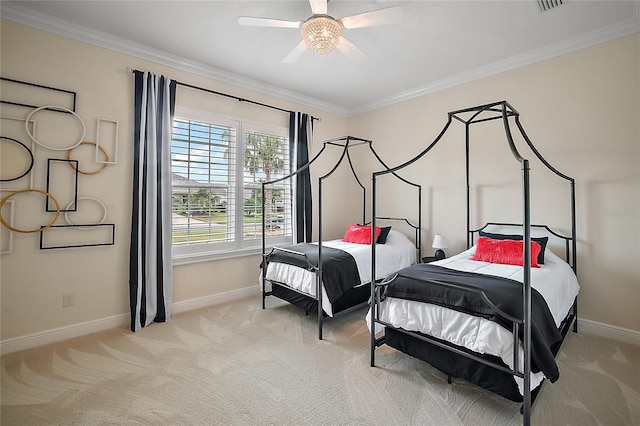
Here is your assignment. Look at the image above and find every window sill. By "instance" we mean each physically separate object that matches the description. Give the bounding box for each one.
[173,247,263,266]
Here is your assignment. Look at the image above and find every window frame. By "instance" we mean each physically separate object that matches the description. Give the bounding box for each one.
[171,106,294,264]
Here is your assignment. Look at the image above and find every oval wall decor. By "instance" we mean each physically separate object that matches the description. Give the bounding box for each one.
[66,141,109,175]
[0,136,34,182]
[25,105,85,151]
[0,189,60,233]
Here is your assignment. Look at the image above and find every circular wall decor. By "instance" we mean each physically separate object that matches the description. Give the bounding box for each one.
[25,105,86,151]
[64,196,107,229]
[66,142,109,175]
[0,189,60,233]
[0,136,34,182]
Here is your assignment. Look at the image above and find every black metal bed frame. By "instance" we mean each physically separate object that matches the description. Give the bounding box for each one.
[261,135,421,340]
[369,101,577,426]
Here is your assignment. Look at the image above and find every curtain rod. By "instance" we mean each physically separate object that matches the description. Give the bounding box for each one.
[129,68,319,121]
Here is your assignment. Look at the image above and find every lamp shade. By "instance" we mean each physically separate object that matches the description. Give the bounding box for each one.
[432,234,448,249]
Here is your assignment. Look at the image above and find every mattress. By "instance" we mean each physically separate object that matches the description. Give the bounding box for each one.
[367,245,580,394]
[264,229,417,316]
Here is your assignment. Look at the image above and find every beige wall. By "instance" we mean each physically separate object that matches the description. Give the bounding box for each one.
[0,20,349,341]
[348,33,640,333]
[1,20,638,346]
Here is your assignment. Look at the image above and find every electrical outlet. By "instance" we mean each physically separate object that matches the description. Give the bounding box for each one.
[62,293,75,307]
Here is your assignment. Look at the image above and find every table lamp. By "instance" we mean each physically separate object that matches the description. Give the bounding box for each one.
[432,234,447,260]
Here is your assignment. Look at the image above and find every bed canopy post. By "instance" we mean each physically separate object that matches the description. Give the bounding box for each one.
[418,186,422,260]
[466,122,471,249]
[370,172,378,367]
[369,140,424,366]
[512,116,577,271]
[513,115,578,332]
[317,176,324,340]
[316,139,353,339]
[261,181,267,309]
[522,158,533,426]
[370,177,423,368]
[501,102,532,425]
[571,182,576,274]
[570,180,578,332]
[370,118,451,366]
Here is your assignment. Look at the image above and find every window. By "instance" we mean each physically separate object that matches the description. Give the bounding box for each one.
[171,107,292,261]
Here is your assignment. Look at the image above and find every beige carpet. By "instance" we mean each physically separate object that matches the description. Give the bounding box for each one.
[1,296,639,425]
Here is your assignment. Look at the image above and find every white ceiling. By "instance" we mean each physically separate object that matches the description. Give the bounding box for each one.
[2,1,639,116]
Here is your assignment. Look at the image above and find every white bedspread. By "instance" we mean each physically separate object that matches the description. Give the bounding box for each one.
[366,246,580,394]
[264,230,417,316]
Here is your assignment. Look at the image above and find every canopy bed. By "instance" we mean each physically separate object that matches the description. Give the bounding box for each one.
[261,136,421,340]
[368,101,578,426]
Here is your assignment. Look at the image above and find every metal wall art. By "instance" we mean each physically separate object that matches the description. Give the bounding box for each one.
[0,116,37,190]
[96,118,119,164]
[66,142,109,175]
[45,158,78,213]
[0,200,15,253]
[39,223,115,250]
[0,76,119,251]
[0,136,34,182]
[0,189,60,233]
[64,196,108,229]
[25,105,85,151]
[0,77,77,112]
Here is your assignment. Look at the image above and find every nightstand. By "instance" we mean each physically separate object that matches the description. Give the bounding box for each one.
[421,256,437,263]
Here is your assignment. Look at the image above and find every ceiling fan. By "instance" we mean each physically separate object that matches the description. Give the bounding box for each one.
[238,0,403,63]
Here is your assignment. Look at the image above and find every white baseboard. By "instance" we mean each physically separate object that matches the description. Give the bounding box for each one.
[577,318,640,346]
[171,285,259,314]
[0,285,260,356]
[2,291,636,356]
[0,314,130,356]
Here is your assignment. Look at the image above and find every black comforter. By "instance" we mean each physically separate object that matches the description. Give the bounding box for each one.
[264,243,361,304]
[382,263,562,381]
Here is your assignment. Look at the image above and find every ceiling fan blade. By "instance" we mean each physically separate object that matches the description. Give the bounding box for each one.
[340,6,403,29]
[335,37,365,62]
[309,0,327,15]
[238,16,301,28]
[282,41,308,63]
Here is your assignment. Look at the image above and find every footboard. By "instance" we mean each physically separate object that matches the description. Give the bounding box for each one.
[370,273,526,378]
[262,246,319,308]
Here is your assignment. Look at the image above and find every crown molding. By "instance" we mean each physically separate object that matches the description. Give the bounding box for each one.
[349,5,640,116]
[0,3,350,117]
[2,2,638,118]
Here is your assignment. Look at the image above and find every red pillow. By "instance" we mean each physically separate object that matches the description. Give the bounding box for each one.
[471,237,541,268]
[343,224,381,245]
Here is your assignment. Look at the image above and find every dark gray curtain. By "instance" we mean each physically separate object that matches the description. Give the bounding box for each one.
[289,112,313,243]
[130,70,176,332]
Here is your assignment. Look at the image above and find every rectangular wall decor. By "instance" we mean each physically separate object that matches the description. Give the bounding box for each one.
[0,77,76,111]
[95,118,119,164]
[0,116,37,191]
[0,200,15,254]
[45,158,78,213]
[39,223,116,249]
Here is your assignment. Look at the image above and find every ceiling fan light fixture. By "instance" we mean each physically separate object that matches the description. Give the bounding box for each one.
[300,15,342,54]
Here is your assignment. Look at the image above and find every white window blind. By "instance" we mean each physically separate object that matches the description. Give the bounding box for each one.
[171,108,292,261]
[243,128,293,241]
